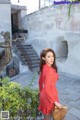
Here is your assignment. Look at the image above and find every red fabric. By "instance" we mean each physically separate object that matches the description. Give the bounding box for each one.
[38,64,59,115]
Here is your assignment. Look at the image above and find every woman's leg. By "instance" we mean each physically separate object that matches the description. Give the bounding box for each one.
[43,114,51,120]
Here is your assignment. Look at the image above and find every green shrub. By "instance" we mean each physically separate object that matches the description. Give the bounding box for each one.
[0,77,39,119]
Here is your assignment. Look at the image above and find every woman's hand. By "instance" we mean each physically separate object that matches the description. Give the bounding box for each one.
[54,101,63,109]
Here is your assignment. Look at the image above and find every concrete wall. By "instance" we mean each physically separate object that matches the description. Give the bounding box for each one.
[0,3,11,38]
[18,9,27,29]
[22,4,80,77]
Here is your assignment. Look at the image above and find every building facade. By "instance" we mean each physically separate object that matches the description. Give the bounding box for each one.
[22,5,80,77]
[0,0,27,39]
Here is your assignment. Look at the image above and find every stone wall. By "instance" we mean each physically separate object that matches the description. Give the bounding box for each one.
[22,4,80,77]
[18,9,27,29]
[0,3,11,38]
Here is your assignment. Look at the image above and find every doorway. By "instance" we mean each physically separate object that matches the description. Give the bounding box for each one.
[56,41,68,62]
[11,12,18,36]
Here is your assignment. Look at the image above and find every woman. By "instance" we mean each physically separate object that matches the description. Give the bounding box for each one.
[38,48,63,120]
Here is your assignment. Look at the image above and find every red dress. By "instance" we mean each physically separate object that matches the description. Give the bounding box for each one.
[38,64,59,115]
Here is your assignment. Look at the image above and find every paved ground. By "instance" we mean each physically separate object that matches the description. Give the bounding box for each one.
[10,70,80,120]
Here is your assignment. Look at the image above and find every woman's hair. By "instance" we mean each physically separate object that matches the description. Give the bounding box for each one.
[39,48,57,72]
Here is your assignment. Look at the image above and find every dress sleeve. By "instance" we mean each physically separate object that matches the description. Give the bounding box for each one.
[44,69,59,103]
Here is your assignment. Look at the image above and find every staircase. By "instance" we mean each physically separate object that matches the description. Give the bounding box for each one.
[14,41,40,71]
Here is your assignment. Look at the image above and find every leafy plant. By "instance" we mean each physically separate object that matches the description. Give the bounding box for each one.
[0,76,39,119]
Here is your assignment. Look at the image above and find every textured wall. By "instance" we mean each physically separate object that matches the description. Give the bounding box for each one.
[22,4,80,77]
[0,4,11,37]
[18,9,27,29]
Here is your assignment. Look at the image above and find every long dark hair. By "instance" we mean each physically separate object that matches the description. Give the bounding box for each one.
[39,48,57,72]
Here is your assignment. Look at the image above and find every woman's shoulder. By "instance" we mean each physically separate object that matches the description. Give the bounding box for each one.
[42,64,54,73]
[43,64,50,70]
[43,64,58,74]
[42,64,59,79]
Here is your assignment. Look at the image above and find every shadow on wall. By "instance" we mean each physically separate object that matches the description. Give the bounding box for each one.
[55,36,68,63]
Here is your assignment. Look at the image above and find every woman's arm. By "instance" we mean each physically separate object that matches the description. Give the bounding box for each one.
[54,101,63,109]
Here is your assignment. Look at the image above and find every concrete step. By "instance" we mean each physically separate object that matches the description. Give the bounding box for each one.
[23,58,39,63]
[21,55,39,61]
[21,45,32,49]
[30,57,40,60]
[23,47,34,51]
[23,44,32,47]
[19,51,38,56]
[20,54,39,59]
[23,57,39,62]
[24,50,36,54]
[31,64,39,67]
[15,43,40,71]
[31,61,40,64]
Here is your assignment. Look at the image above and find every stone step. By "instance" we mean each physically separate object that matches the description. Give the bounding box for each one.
[23,44,32,47]
[24,49,36,53]
[24,60,39,66]
[24,59,39,65]
[24,49,34,53]
[25,52,37,56]
[17,46,38,55]
[22,57,39,61]
[30,57,40,60]
[25,50,36,54]
[31,64,39,67]
[30,59,40,62]
[27,54,39,58]
[15,43,40,71]
[23,47,34,51]
[31,61,40,64]
[26,53,38,57]
[22,45,33,48]
[20,53,38,58]
[22,56,39,62]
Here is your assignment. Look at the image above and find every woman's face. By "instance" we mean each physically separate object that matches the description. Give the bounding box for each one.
[43,51,54,66]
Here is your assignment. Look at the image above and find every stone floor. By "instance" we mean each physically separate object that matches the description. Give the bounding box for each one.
[10,70,80,120]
